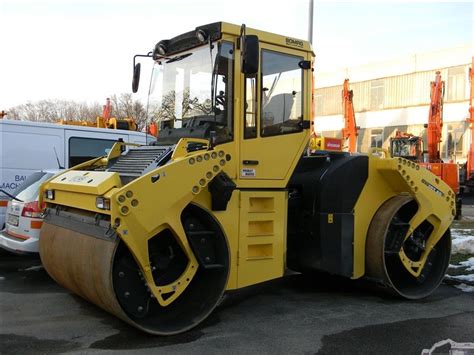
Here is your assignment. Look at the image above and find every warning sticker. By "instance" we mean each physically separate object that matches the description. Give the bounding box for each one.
[241,168,256,177]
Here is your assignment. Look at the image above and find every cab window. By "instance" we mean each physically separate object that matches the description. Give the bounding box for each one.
[260,50,303,137]
[244,74,257,139]
[215,41,234,143]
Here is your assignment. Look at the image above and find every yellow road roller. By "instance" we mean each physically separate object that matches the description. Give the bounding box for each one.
[39,22,455,335]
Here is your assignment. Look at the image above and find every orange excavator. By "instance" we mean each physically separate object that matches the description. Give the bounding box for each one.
[147,121,158,137]
[464,58,474,189]
[58,98,138,131]
[309,79,358,153]
[420,71,459,199]
[341,79,359,153]
[390,71,461,217]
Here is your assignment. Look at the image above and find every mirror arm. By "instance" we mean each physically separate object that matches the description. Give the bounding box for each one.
[133,51,153,70]
[132,52,153,93]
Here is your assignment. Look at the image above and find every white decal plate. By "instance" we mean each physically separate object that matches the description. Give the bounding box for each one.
[241,168,256,177]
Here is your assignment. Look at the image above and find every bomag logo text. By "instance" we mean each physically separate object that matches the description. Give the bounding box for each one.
[285,38,304,48]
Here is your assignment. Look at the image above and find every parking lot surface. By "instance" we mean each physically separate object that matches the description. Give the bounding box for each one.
[1,247,473,354]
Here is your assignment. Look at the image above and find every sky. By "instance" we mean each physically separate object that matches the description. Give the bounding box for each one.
[0,0,472,109]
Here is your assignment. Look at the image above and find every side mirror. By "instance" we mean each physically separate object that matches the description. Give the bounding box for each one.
[132,63,141,93]
[241,35,259,75]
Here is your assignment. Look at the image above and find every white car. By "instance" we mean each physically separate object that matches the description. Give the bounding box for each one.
[0,170,61,254]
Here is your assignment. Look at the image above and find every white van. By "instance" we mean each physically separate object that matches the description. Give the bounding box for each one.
[0,119,153,228]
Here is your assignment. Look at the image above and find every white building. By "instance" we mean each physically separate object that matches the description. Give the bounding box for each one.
[314,45,472,162]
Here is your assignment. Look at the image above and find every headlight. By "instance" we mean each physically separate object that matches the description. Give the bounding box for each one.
[44,189,55,200]
[96,197,111,210]
[196,29,208,43]
[156,42,167,56]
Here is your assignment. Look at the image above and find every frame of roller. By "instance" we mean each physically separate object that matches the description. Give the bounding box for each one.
[39,22,455,335]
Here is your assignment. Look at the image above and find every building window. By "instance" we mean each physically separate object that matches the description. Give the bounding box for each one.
[370,128,384,148]
[370,80,384,110]
[314,94,323,117]
[445,124,463,160]
[447,66,466,102]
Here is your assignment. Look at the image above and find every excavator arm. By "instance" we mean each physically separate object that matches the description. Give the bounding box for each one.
[341,79,359,153]
[426,71,444,162]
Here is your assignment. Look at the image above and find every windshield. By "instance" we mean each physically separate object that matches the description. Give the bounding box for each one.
[391,138,419,158]
[15,172,55,202]
[149,42,234,143]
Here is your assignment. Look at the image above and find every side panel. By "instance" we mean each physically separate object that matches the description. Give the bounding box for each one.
[0,123,64,228]
[191,189,240,290]
[237,190,287,288]
[1,129,64,193]
[287,154,368,278]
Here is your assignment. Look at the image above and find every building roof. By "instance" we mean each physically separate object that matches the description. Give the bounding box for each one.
[315,44,473,88]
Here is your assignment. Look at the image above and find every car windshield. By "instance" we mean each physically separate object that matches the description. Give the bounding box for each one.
[148,42,234,142]
[15,172,55,202]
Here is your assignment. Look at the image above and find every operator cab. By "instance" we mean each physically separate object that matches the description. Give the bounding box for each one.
[390,134,423,161]
[132,22,313,184]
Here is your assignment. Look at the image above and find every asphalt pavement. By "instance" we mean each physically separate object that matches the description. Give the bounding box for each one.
[1,248,473,354]
[1,195,474,354]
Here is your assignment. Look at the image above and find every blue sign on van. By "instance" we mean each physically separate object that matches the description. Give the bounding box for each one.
[1,175,27,191]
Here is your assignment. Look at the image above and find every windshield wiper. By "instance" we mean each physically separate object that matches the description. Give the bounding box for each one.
[166,53,193,64]
[0,189,23,202]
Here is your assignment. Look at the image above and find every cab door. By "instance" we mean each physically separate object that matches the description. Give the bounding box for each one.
[238,43,311,187]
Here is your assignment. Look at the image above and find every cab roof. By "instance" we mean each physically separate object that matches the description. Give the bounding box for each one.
[153,22,313,58]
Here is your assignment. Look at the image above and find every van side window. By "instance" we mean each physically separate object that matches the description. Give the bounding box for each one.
[69,137,117,167]
[260,50,304,137]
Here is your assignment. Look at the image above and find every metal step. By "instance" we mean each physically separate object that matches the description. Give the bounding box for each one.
[106,145,174,181]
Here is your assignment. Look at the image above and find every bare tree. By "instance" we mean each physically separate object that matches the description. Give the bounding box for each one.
[6,95,149,129]
[5,93,215,132]
[7,99,102,122]
[154,89,213,124]
[110,93,148,130]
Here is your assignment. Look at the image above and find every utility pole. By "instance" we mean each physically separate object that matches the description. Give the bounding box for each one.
[308,0,314,44]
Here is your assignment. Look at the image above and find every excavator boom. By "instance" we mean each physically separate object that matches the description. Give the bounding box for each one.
[341,79,358,152]
[427,71,444,162]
